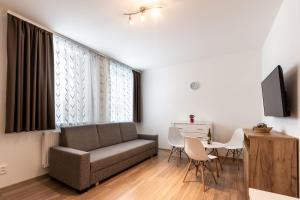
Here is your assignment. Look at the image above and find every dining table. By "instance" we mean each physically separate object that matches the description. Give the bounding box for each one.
[201,140,224,176]
[179,130,224,175]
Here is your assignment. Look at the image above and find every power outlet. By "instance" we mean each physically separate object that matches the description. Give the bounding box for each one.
[0,164,7,175]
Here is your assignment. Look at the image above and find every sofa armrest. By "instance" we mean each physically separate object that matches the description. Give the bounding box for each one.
[49,146,90,191]
[138,134,159,155]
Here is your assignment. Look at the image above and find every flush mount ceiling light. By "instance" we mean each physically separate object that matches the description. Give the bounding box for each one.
[124,5,163,25]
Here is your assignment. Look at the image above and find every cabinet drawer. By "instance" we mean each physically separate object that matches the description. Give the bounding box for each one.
[181,132,208,139]
[174,124,211,133]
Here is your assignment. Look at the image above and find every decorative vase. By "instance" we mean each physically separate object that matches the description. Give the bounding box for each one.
[189,115,195,123]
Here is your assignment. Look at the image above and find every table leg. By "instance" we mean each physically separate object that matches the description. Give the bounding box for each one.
[215,159,219,177]
[180,149,182,160]
[214,148,223,170]
[177,149,180,167]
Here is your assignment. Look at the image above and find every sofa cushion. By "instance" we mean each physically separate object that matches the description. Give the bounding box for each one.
[119,122,138,142]
[96,123,122,147]
[60,125,100,151]
[90,139,155,172]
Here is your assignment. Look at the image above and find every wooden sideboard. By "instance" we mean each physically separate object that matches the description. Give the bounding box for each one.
[243,129,299,198]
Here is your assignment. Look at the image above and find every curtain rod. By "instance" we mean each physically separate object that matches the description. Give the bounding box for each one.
[5,9,142,72]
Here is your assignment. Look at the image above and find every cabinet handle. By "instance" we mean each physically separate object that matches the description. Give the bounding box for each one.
[197,128,204,130]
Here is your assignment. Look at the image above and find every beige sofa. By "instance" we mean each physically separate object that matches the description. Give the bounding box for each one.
[49,122,158,192]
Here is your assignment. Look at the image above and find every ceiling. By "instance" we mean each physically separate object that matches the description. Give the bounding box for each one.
[0,0,282,70]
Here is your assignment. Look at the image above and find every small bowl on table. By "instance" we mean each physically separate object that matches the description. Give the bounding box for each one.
[253,127,272,133]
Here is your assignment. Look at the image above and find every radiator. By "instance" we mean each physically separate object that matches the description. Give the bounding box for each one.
[41,130,60,168]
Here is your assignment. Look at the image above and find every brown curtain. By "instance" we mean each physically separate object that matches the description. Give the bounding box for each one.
[5,14,55,133]
[133,70,141,122]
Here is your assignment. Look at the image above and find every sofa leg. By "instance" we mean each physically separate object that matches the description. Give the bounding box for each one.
[76,188,89,194]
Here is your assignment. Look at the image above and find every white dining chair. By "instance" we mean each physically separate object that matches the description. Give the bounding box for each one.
[183,137,217,192]
[168,127,185,166]
[223,128,244,169]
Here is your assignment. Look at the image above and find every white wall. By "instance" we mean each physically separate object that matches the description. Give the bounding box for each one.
[139,51,262,149]
[261,0,300,191]
[262,0,300,137]
[0,7,47,189]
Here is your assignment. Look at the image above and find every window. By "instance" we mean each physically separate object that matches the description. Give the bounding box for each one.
[109,60,133,122]
[54,35,109,126]
[53,35,133,126]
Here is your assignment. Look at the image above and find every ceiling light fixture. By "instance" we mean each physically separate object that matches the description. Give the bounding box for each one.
[129,15,134,25]
[124,5,163,24]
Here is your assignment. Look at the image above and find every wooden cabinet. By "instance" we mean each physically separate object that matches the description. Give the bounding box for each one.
[243,129,299,198]
[173,121,213,139]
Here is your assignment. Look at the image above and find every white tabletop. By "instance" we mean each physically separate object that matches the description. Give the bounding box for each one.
[202,141,225,149]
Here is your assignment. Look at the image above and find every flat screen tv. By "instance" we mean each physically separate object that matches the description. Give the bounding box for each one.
[261,65,289,117]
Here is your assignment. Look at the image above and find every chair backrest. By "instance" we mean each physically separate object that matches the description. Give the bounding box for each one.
[168,127,184,147]
[184,137,209,161]
[226,128,244,148]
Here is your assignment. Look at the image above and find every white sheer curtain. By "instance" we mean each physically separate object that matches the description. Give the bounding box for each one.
[54,35,109,126]
[109,60,133,122]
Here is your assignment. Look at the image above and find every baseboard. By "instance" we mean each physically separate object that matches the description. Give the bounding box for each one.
[158,147,170,151]
[0,174,48,192]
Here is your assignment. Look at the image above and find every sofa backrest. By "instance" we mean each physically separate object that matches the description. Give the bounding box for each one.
[60,125,100,151]
[96,123,122,147]
[119,122,138,142]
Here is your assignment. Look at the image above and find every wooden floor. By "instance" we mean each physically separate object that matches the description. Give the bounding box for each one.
[0,150,246,200]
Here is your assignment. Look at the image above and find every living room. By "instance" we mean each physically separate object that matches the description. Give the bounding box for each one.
[0,0,299,199]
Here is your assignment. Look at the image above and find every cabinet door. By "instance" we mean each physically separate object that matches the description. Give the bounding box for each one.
[249,138,298,197]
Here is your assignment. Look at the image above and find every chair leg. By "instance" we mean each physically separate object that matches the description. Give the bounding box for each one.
[217,158,223,170]
[200,163,205,192]
[236,149,242,170]
[223,149,230,163]
[206,161,217,184]
[232,150,236,163]
[183,150,190,162]
[237,151,240,170]
[177,148,180,167]
[215,159,219,177]
[180,149,182,160]
[168,147,174,162]
[213,149,223,170]
[183,159,192,182]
